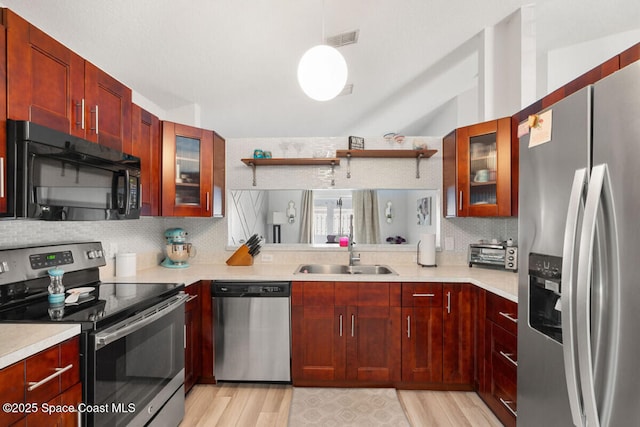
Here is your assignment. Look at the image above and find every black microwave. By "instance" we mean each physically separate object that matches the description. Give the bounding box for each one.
[5,120,141,220]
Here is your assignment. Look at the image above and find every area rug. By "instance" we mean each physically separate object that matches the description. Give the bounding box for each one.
[288,387,410,426]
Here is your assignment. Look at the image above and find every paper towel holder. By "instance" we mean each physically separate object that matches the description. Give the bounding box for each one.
[417,239,437,267]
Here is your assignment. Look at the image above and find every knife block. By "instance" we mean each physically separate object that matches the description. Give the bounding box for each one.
[226,244,254,266]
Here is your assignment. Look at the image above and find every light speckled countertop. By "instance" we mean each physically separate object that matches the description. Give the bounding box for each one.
[0,323,80,369]
[0,263,517,369]
[110,263,519,302]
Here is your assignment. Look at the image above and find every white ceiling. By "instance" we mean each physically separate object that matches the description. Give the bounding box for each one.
[0,0,638,138]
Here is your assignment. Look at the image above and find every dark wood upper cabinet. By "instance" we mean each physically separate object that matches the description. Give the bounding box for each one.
[212,132,226,217]
[443,117,517,217]
[161,121,214,217]
[4,9,84,136]
[442,130,457,218]
[130,105,161,216]
[3,9,131,152]
[84,61,132,151]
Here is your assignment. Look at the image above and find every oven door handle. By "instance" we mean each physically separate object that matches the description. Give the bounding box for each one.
[94,293,188,350]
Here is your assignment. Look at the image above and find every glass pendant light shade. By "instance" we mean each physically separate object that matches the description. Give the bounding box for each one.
[297,45,348,101]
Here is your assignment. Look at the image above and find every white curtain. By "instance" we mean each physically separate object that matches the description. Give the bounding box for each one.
[298,190,313,243]
[353,190,381,244]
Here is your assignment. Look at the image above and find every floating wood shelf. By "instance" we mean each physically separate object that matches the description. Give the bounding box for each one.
[335,149,437,159]
[241,157,340,166]
[335,149,438,179]
[241,157,340,186]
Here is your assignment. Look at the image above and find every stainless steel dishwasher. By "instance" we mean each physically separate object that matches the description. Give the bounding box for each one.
[212,281,291,382]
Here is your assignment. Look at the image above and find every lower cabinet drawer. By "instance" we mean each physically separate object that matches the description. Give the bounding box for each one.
[491,323,517,380]
[491,356,518,422]
[486,293,518,335]
[481,313,518,427]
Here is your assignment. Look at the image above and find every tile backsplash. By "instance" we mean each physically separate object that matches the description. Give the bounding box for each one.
[0,135,517,273]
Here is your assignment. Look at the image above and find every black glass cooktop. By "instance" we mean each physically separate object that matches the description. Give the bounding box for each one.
[0,282,184,330]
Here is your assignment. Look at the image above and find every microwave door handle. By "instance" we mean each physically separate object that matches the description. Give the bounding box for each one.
[28,153,37,205]
[561,167,588,427]
[113,170,131,216]
[0,156,4,199]
[123,169,131,216]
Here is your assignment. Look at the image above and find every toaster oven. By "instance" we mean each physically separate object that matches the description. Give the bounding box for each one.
[468,243,517,271]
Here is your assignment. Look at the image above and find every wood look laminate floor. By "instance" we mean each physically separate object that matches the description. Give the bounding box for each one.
[180,383,503,427]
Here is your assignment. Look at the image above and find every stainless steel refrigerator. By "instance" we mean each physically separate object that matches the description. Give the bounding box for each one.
[518,60,640,427]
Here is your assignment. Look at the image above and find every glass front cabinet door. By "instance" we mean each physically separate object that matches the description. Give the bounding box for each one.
[443,117,517,217]
[161,121,214,217]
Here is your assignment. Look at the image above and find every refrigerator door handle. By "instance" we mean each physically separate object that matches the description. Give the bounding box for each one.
[576,163,620,427]
[561,167,588,427]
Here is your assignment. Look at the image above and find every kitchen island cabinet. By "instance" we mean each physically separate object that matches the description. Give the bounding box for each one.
[291,281,401,386]
[3,9,132,151]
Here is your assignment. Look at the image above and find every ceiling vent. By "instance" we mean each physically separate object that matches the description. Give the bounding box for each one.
[326,30,359,48]
[338,84,354,96]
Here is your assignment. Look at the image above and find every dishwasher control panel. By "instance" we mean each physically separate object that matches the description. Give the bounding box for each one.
[212,281,291,297]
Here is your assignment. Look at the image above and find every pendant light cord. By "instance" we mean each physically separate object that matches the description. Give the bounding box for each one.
[321,0,325,43]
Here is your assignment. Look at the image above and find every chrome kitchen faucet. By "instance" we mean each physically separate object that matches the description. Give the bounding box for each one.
[348,214,360,266]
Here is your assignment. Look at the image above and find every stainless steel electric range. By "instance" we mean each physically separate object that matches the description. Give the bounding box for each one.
[0,242,187,427]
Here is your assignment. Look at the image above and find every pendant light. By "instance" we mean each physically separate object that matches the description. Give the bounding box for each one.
[297,0,348,101]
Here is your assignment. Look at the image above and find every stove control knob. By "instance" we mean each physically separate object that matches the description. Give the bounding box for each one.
[88,314,96,321]
[0,261,8,273]
[98,310,105,318]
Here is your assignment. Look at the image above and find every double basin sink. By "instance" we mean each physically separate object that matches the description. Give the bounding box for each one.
[295,264,398,275]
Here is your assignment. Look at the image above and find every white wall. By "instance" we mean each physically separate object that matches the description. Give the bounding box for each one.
[544,29,640,96]
[131,90,167,119]
[226,136,518,265]
[0,133,517,270]
[491,5,537,117]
